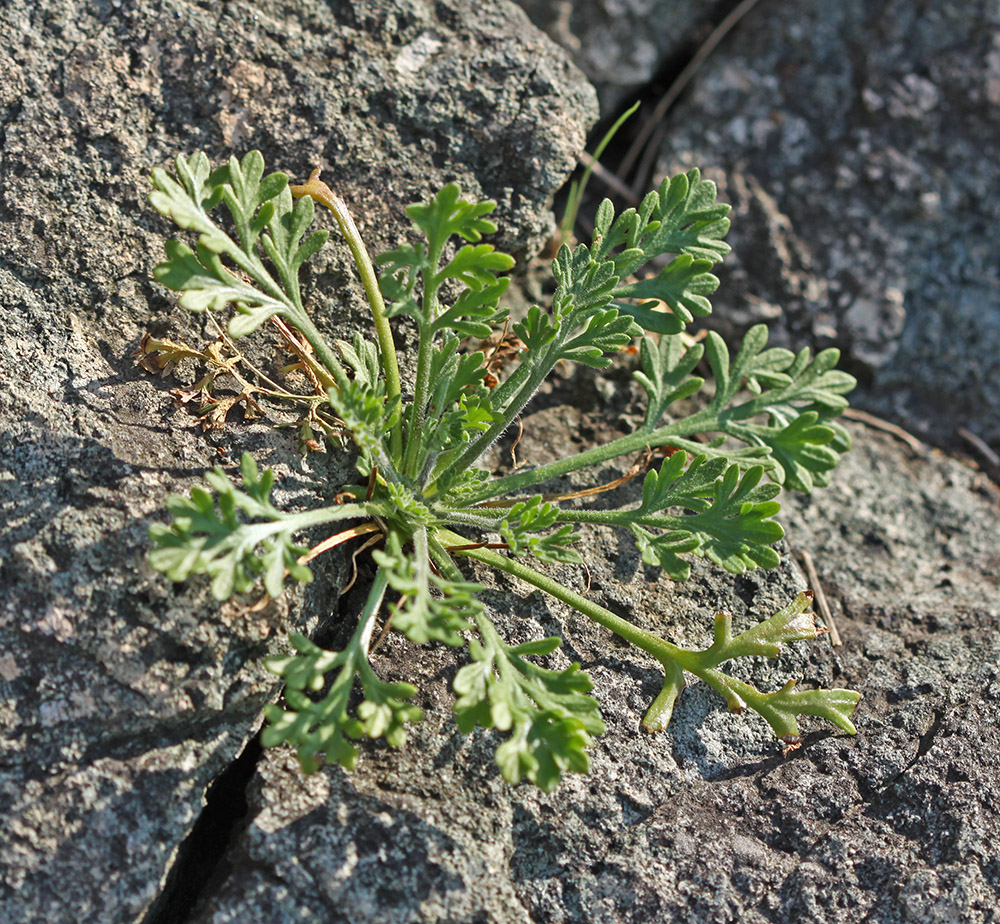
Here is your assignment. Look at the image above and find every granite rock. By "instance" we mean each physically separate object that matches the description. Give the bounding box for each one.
[512,0,716,116]
[189,387,1000,923]
[647,0,1000,450]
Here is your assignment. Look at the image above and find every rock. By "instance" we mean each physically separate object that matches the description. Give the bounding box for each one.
[646,0,1000,450]
[512,0,716,116]
[6,0,1000,921]
[0,1,595,921]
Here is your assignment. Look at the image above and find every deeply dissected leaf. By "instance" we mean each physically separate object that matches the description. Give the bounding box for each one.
[633,334,705,430]
[373,531,482,646]
[452,625,605,791]
[263,627,423,772]
[148,453,367,600]
[500,497,582,564]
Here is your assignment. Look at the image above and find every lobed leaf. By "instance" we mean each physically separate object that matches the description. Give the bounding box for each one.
[263,631,423,772]
[452,626,605,791]
[148,453,319,600]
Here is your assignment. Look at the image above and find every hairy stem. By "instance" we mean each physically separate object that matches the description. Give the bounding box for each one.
[440,529,689,667]
[402,251,445,478]
[461,409,717,503]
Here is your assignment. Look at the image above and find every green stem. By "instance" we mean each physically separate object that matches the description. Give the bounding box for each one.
[266,501,384,538]
[462,410,716,503]
[446,357,556,481]
[439,529,689,666]
[353,566,390,658]
[559,101,640,247]
[291,173,403,459]
[441,533,784,733]
[402,257,444,478]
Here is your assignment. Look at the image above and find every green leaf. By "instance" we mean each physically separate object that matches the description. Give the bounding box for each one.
[500,497,582,564]
[148,454,314,600]
[632,458,784,575]
[327,377,399,476]
[149,150,331,341]
[149,152,227,248]
[551,452,783,579]
[614,253,720,326]
[219,150,290,252]
[707,591,829,661]
[373,531,482,647]
[432,277,510,338]
[452,622,605,791]
[700,327,856,490]
[406,182,499,253]
[613,301,686,336]
[747,680,862,740]
[551,243,619,320]
[512,305,559,353]
[557,307,639,368]
[593,168,730,271]
[633,334,705,430]
[262,627,423,772]
[152,239,285,330]
[436,243,515,290]
[261,188,329,290]
[642,169,731,263]
[654,591,860,741]
[335,332,382,389]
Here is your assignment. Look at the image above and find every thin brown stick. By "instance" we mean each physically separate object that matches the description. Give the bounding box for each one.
[797,548,842,647]
[444,541,511,553]
[578,151,640,206]
[471,451,653,510]
[539,450,651,502]
[957,427,1000,483]
[270,315,338,391]
[297,522,381,565]
[842,407,925,454]
[619,0,764,188]
[581,556,593,595]
[370,605,398,654]
[632,122,666,197]
[510,416,524,469]
[342,533,382,594]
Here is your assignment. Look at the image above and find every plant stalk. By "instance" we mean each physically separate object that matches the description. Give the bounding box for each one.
[291,171,403,458]
[461,410,717,503]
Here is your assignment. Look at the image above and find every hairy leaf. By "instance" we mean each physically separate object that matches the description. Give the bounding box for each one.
[453,623,605,791]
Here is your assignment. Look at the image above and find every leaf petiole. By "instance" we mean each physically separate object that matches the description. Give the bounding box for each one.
[291,170,403,458]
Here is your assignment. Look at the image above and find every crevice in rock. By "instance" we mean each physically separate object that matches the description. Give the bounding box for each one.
[566,0,764,211]
[141,733,263,924]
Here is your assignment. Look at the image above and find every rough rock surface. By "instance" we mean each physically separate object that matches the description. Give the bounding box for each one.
[0,1,594,922]
[646,0,1000,452]
[512,0,716,116]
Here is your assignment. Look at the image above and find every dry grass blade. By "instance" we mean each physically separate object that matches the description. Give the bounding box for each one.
[797,548,842,647]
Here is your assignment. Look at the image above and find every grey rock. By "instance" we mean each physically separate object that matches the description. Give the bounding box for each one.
[646,0,1000,450]
[5,0,1000,922]
[0,1,595,922]
[513,0,715,116]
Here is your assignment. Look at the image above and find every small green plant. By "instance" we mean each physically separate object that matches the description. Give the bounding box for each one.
[147,150,860,790]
